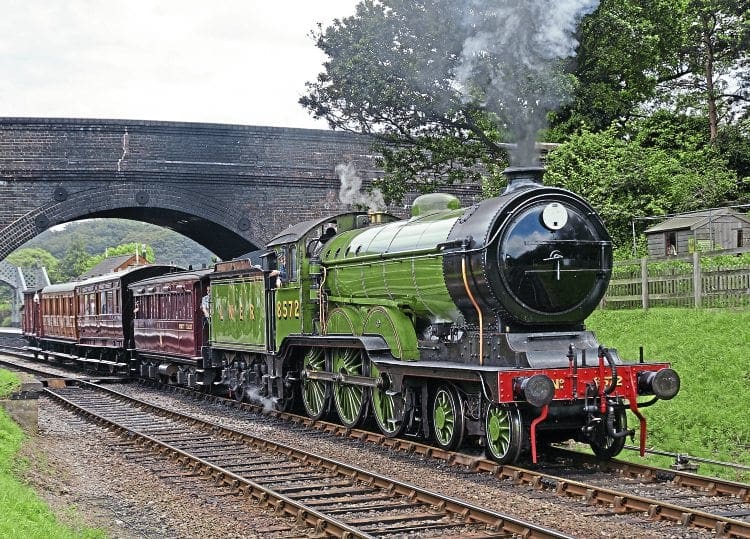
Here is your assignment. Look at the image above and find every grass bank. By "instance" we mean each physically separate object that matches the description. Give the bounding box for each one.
[586,308,750,480]
[0,369,20,396]
[0,369,104,538]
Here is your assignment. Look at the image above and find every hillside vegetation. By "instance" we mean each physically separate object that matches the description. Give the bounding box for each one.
[586,308,750,479]
[22,219,216,271]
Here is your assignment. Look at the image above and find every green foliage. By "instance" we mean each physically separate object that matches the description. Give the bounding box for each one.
[0,370,20,398]
[0,390,104,537]
[301,0,514,203]
[22,219,214,272]
[587,308,750,480]
[658,0,750,141]
[545,116,738,248]
[551,0,684,134]
[0,286,12,327]
[717,123,750,201]
[301,0,749,210]
[612,250,750,280]
[57,239,92,281]
[5,248,60,283]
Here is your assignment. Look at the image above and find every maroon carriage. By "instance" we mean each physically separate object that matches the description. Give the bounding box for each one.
[74,264,180,369]
[37,282,79,351]
[128,269,212,384]
[21,287,44,346]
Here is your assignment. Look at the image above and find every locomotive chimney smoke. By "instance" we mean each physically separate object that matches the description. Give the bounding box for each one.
[454,0,599,166]
[335,162,386,212]
[502,165,545,193]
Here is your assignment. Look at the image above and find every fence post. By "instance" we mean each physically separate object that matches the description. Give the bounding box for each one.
[641,257,649,309]
[693,251,702,308]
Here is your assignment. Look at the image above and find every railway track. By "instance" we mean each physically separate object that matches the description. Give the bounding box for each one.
[0,345,127,383]
[3,350,749,537]
[44,380,571,539]
[153,383,750,538]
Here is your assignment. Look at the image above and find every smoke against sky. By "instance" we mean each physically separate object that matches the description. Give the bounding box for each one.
[454,0,600,165]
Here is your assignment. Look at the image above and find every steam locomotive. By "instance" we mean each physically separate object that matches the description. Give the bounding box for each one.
[22,166,680,464]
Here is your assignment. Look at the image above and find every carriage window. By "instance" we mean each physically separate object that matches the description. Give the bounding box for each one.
[159,294,169,319]
[113,291,120,314]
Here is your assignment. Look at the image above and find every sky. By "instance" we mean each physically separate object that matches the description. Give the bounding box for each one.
[0,1,359,129]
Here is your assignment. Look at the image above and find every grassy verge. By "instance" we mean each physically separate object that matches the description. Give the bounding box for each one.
[0,369,21,397]
[586,308,750,480]
[0,369,104,538]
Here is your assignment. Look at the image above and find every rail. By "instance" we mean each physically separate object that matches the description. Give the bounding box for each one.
[45,381,572,539]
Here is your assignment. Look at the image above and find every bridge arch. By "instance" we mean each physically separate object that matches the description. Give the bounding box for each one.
[0,118,482,261]
[0,118,403,261]
[8,181,266,259]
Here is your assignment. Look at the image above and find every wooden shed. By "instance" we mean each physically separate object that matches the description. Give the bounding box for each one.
[644,208,750,257]
[79,254,149,279]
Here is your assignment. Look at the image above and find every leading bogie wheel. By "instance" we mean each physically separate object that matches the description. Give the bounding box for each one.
[332,348,368,428]
[484,403,523,464]
[431,384,465,451]
[301,348,329,420]
[589,407,627,460]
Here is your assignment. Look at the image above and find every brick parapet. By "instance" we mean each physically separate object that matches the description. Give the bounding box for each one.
[0,118,481,260]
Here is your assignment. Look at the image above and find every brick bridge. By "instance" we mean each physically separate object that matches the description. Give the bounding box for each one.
[0,117,483,263]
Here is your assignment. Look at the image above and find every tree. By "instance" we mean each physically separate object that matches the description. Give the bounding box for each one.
[302,0,600,203]
[58,239,92,281]
[658,0,750,142]
[25,219,215,270]
[6,247,61,282]
[551,0,685,134]
[717,122,750,201]
[545,115,738,249]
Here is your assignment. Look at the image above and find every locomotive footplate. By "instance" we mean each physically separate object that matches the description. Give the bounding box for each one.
[369,357,502,400]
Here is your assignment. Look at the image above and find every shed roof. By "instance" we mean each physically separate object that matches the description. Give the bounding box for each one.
[79,254,144,279]
[645,208,750,234]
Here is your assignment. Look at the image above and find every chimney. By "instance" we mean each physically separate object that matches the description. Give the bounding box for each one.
[502,166,545,194]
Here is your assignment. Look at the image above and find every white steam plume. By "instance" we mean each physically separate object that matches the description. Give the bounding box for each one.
[336,162,386,211]
[455,0,600,166]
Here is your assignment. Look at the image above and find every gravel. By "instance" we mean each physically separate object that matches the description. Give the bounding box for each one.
[24,384,715,538]
[22,399,305,538]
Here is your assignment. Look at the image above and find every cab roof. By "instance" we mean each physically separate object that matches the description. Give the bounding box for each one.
[266,211,398,248]
[266,213,359,248]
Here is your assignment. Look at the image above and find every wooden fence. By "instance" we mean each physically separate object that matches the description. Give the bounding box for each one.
[601,247,750,309]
